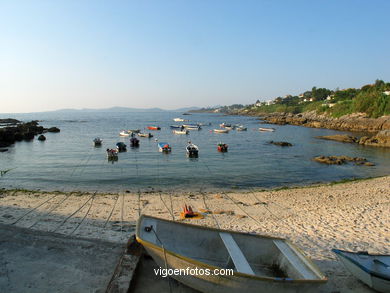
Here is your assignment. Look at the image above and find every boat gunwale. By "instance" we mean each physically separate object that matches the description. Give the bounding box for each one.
[136,215,327,283]
[332,249,390,281]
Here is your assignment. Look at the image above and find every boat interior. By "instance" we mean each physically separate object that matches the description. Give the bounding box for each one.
[138,216,324,281]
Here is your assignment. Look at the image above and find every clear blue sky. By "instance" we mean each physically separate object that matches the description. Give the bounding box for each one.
[1,0,390,113]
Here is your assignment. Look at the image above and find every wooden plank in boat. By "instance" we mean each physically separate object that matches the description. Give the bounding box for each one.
[273,239,316,279]
[219,232,254,275]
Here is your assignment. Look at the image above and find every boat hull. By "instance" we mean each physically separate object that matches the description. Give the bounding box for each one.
[137,216,327,293]
[333,250,390,293]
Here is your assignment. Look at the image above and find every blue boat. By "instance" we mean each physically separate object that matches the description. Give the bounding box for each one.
[170,125,183,129]
[333,249,390,292]
[158,142,171,152]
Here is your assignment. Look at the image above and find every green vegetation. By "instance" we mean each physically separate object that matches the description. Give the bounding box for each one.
[246,80,390,118]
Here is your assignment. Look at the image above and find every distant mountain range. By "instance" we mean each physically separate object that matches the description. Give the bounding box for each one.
[51,106,201,113]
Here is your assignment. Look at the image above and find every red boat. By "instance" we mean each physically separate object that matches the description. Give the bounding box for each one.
[147,126,161,131]
[217,143,228,152]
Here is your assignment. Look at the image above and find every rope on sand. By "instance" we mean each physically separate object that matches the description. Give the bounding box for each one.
[104,194,120,228]
[51,192,96,233]
[68,192,97,236]
[11,193,61,225]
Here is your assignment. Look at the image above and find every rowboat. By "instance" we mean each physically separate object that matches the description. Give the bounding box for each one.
[183,124,199,128]
[217,143,228,152]
[138,132,153,138]
[259,127,275,132]
[147,126,161,131]
[236,126,247,131]
[187,126,201,130]
[173,130,189,135]
[119,130,130,137]
[158,142,171,152]
[130,137,140,147]
[136,215,327,293]
[220,123,231,128]
[116,142,127,152]
[93,137,102,146]
[186,142,199,157]
[214,129,229,133]
[173,118,186,122]
[106,149,118,160]
[332,249,390,293]
[170,125,184,129]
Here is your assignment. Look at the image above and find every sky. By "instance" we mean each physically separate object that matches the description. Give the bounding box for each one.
[1,0,390,113]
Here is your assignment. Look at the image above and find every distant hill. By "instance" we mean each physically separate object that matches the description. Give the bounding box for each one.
[51,106,201,113]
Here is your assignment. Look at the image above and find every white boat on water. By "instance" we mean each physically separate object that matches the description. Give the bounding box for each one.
[186,142,199,157]
[259,127,275,132]
[174,118,188,122]
[136,215,327,293]
[214,129,229,133]
[173,130,189,135]
[333,249,390,293]
[119,130,130,137]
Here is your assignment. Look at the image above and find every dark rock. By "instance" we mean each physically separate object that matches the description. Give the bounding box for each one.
[313,155,373,166]
[38,135,46,141]
[0,149,8,152]
[269,141,293,147]
[0,120,59,149]
[47,127,60,133]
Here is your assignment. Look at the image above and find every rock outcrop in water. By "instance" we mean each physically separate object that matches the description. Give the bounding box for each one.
[0,120,60,150]
[313,156,374,166]
[258,112,390,148]
[268,141,293,147]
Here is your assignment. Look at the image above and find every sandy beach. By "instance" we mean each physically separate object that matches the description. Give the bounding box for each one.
[0,176,389,292]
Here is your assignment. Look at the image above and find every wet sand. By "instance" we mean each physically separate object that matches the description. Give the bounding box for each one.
[0,176,389,292]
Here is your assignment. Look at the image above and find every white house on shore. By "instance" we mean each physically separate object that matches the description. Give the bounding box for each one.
[384,91,390,95]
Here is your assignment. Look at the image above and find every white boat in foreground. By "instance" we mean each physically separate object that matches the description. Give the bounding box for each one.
[136,215,327,293]
[333,249,390,293]
[259,127,275,132]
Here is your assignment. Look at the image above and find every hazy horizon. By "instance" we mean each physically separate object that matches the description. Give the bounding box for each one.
[1,0,390,113]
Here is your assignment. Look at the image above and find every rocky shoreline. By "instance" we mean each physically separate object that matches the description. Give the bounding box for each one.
[0,119,60,150]
[258,111,390,148]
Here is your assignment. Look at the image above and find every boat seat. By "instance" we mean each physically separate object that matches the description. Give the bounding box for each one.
[219,232,254,275]
[273,240,317,279]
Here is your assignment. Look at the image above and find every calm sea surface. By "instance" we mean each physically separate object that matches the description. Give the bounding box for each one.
[1,111,389,192]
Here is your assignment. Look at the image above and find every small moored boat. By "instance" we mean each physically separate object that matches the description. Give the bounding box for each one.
[147,126,161,131]
[170,125,184,129]
[259,127,275,132]
[119,130,130,137]
[130,136,140,147]
[220,123,231,128]
[186,142,199,157]
[332,249,390,293]
[138,132,153,138]
[128,129,140,134]
[187,126,201,130]
[217,143,228,152]
[173,118,187,122]
[158,142,171,152]
[236,126,247,131]
[106,149,118,160]
[173,130,189,135]
[93,137,102,146]
[116,142,127,152]
[214,129,229,133]
[136,215,327,293]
